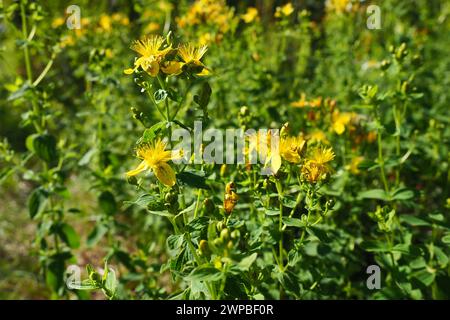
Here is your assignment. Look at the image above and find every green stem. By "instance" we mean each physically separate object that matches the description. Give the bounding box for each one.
[275,180,284,272]
[377,127,389,193]
[20,0,42,133]
[185,232,216,299]
[193,189,202,218]
[20,0,32,83]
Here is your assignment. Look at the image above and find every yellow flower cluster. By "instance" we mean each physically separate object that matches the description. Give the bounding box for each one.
[124,35,209,77]
[246,127,304,173]
[291,93,323,108]
[326,0,359,14]
[245,125,335,183]
[177,0,234,35]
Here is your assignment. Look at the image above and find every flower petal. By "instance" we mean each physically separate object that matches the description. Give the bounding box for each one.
[161,61,184,75]
[153,163,176,187]
[126,161,147,176]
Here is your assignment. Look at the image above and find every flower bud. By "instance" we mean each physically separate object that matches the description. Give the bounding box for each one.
[220,228,230,241]
[231,230,240,240]
[280,122,290,138]
[216,221,225,232]
[380,59,391,71]
[203,198,215,213]
[213,238,223,247]
[220,164,227,177]
[199,240,210,256]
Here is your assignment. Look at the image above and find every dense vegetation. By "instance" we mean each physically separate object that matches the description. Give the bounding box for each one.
[0,0,449,300]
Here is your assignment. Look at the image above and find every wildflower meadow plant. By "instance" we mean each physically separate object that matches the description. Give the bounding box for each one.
[0,0,448,302]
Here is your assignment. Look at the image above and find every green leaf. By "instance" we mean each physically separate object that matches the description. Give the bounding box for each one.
[124,193,163,211]
[177,170,208,189]
[154,89,168,103]
[27,134,59,165]
[391,188,414,201]
[148,209,174,217]
[400,215,431,227]
[167,234,185,251]
[87,223,108,247]
[237,253,257,271]
[360,240,390,252]
[391,243,410,254]
[306,227,330,242]
[358,189,389,201]
[434,246,449,268]
[282,217,306,228]
[412,269,435,287]
[7,82,31,101]
[194,82,212,109]
[78,148,97,166]
[98,191,117,215]
[140,121,166,143]
[186,265,223,282]
[186,217,209,232]
[442,234,450,245]
[58,223,80,249]
[409,257,427,269]
[28,188,48,219]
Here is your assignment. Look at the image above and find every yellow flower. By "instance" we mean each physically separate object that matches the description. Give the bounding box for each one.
[241,7,259,23]
[346,156,364,175]
[143,22,160,34]
[126,139,177,187]
[178,43,208,66]
[331,111,353,135]
[302,146,335,183]
[280,135,306,164]
[307,130,329,145]
[98,14,112,33]
[309,97,322,108]
[291,94,322,108]
[51,17,65,28]
[291,93,308,108]
[308,146,335,166]
[112,13,129,26]
[176,0,233,34]
[327,0,351,13]
[275,3,294,18]
[164,43,209,76]
[124,35,172,77]
[199,33,213,45]
[247,130,281,174]
[224,182,238,215]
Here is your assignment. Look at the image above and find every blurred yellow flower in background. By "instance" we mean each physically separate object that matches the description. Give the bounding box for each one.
[307,130,329,145]
[331,111,354,135]
[241,7,259,23]
[275,3,294,18]
[51,17,65,28]
[346,156,364,174]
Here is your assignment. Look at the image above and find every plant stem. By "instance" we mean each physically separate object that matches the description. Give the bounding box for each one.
[275,180,284,272]
[377,126,389,193]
